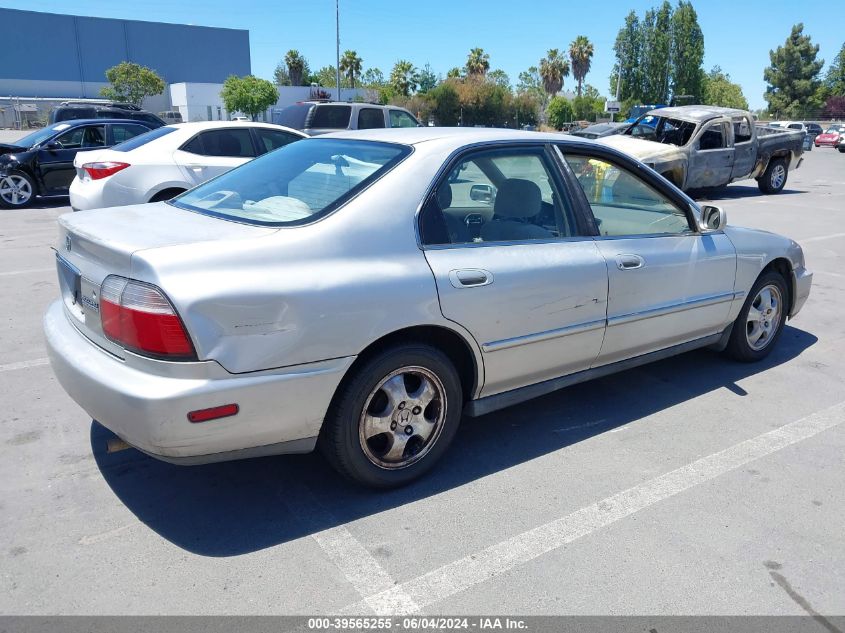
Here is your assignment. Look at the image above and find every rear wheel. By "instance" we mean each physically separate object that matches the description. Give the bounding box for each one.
[319,343,463,488]
[757,158,787,194]
[724,271,789,362]
[149,188,186,203]
[0,170,35,209]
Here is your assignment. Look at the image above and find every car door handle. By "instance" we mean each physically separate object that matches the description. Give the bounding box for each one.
[615,254,645,270]
[449,269,493,288]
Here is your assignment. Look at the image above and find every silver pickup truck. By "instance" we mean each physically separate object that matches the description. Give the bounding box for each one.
[598,105,804,194]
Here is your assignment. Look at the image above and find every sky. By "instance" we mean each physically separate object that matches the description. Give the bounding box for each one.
[5,0,843,109]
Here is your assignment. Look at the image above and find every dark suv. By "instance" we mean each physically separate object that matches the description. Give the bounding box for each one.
[272,101,420,136]
[50,102,165,128]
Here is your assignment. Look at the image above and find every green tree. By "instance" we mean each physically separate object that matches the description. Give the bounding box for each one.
[517,66,545,101]
[339,50,363,89]
[446,67,463,79]
[670,1,705,100]
[465,47,490,76]
[220,75,279,120]
[390,60,418,97]
[640,1,673,103]
[569,36,594,97]
[417,64,438,94]
[316,65,350,89]
[610,11,642,102]
[488,69,511,89]
[823,43,845,96]
[512,91,541,127]
[539,49,570,98]
[429,81,461,125]
[454,77,511,126]
[284,50,310,86]
[99,62,165,106]
[546,96,574,128]
[273,64,291,86]
[702,66,748,109]
[571,84,605,120]
[361,68,386,88]
[764,24,824,118]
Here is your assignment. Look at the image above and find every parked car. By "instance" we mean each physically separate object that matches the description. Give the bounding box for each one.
[272,101,420,136]
[45,128,812,488]
[814,126,845,148]
[158,111,184,124]
[231,116,250,122]
[69,121,305,210]
[599,106,804,194]
[0,119,155,209]
[570,122,627,139]
[837,134,845,153]
[50,101,165,128]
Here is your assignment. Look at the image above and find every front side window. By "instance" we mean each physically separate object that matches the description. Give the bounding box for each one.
[389,110,419,128]
[111,124,149,144]
[181,129,255,158]
[54,127,85,149]
[173,138,410,226]
[698,122,726,150]
[358,108,386,130]
[564,154,692,237]
[419,148,576,246]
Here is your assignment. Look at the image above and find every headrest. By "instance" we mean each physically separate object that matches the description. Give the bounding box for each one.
[436,183,453,209]
[493,178,542,219]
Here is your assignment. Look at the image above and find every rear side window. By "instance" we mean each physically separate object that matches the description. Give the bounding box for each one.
[181,129,255,158]
[732,117,752,143]
[112,126,176,152]
[111,124,149,144]
[389,110,419,128]
[358,108,385,130]
[133,113,164,127]
[311,105,351,129]
[255,128,301,154]
[274,104,310,129]
[174,138,410,226]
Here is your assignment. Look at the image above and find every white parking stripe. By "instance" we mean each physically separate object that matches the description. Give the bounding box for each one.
[284,484,417,611]
[358,401,845,615]
[802,232,845,244]
[0,267,54,277]
[0,357,50,372]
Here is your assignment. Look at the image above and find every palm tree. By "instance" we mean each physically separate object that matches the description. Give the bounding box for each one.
[569,36,595,97]
[339,50,363,89]
[465,47,490,76]
[539,49,570,97]
[285,50,308,86]
[390,60,418,97]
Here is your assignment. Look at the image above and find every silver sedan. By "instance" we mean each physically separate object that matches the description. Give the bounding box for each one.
[44,128,813,488]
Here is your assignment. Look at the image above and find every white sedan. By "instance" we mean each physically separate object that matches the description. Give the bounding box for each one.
[69,121,305,210]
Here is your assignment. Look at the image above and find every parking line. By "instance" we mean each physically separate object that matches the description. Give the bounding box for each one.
[354,400,845,615]
[284,484,417,612]
[802,232,845,244]
[0,357,50,372]
[0,267,54,277]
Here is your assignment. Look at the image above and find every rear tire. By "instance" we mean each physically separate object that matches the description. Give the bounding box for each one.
[757,158,787,194]
[319,343,463,488]
[724,271,789,362]
[0,170,36,209]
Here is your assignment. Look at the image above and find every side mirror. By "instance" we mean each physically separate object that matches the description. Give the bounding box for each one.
[44,141,62,150]
[701,204,726,230]
[469,184,496,204]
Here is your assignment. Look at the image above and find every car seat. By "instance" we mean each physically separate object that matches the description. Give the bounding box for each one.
[480,178,551,241]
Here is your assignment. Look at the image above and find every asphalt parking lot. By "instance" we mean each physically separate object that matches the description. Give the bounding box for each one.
[1,144,844,617]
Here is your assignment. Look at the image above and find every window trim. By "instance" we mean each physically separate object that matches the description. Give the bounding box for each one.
[416,141,588,250]
[554,143,701,238]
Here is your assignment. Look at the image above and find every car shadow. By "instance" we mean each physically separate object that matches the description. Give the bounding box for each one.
[689,185,805,201]
[92,325,817,557]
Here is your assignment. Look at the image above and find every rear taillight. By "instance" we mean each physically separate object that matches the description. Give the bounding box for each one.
[82,161,130,180]
[100,276,195,360]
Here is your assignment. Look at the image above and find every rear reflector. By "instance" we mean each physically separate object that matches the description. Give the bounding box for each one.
[100,275,195,360]
[82,161,130,180]
[188,404,239,423]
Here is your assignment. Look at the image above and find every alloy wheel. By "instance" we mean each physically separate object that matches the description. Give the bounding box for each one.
[746,284,782,351]
[0,175,33,206]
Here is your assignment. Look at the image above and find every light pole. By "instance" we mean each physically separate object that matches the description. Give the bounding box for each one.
[335,0,341,101]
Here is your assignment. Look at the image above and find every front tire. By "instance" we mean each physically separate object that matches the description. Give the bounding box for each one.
[757,158,787,194]
[0,170,36,209]
[319,343,463,488]
[724,271,789,362]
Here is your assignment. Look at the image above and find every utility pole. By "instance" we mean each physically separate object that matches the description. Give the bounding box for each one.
[335,0,341,101]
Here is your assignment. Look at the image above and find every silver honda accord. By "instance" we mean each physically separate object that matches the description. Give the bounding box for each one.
[44,128,813,488]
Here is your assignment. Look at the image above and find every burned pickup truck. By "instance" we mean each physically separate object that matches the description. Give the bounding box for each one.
[598,106,804,194]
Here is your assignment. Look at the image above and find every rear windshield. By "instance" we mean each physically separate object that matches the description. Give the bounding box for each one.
[111,126,177,152]
[310,105,352,129]
[172,138,411,226]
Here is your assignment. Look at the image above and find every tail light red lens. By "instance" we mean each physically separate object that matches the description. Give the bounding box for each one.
[100,276,196,360]
[82,161,130,180]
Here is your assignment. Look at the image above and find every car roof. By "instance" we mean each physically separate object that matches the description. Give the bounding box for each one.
[165,120,301,131]
[48,118,153,126]
[323,126,585,149]
[645,105,749,123]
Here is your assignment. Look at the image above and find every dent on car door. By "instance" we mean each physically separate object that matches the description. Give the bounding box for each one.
[562,151,737,365]
[40,125,106,193]
[419,145,609,397]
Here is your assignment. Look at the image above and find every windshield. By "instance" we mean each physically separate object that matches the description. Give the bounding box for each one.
[10,125,71,148]
[624,115,697,146]
[111,126,177,152]
[173,138,411,226]
[825,127,841,134]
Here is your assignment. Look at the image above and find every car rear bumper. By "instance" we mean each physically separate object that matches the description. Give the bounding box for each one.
[791,266,812,317]
[44,300,354,464]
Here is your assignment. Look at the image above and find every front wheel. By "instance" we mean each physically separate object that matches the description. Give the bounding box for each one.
[757,159,787,194]
[319,343,463,488]
[724,271,789,362]
[0,170,36,209]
